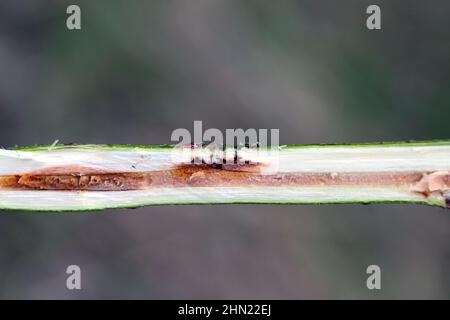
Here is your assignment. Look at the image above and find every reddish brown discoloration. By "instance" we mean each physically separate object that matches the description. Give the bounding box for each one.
[0,163,437,191]
[412,171,450,193]
[0,175,20,188]
[11,173,151,191]
[170,165,425,188]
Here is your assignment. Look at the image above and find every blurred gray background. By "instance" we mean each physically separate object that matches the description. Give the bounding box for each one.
[1,0,450,299]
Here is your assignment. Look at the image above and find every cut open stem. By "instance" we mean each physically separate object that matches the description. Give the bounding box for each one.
[1,141,450,211]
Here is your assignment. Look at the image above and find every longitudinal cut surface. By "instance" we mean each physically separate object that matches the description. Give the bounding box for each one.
[0,141,450,211]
